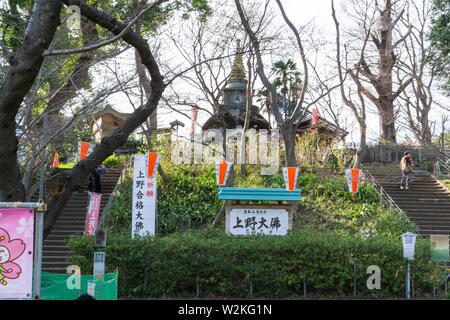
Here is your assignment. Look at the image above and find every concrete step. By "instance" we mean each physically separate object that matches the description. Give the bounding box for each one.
[42,261,72,270]
[404,210,450,215]
[42,167,122,274]
[420,231,450,236]
[401,206,450,212]
[419,227,450,232]
[383,185,446,191]
[393,199,450,204]
[388,193,450,199]
[43,255,71,263]
[42,244,72,252]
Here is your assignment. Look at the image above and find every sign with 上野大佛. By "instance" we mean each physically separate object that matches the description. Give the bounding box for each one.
[0,209,34,299]
[401,232,417,260]
[84,192,101,236]
[132,154,158,238]
[430,234,449,262]
[226,206,291,237]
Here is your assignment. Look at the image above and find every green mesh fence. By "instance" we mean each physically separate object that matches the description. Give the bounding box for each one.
[41,272,118,300]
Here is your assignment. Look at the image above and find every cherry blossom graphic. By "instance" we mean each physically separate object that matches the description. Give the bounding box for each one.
[0,228,25,286]
[16,217,34,238]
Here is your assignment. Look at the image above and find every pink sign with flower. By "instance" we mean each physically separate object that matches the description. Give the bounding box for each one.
[0,208,34,299]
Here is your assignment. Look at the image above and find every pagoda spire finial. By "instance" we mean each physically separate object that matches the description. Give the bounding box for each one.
[229,39,246,80]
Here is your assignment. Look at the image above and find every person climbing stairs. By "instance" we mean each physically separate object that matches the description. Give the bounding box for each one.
[365,163,450,237]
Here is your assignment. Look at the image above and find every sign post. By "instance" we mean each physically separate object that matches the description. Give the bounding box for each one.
[132,153,161,238]
[401,232,417,299]
[93,252,105,276]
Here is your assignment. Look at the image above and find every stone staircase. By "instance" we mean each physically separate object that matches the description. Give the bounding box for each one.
[365,163,450,237]
[35,167,122,273]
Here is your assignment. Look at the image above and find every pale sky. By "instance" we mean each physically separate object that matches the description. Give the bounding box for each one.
[96,0,448,146]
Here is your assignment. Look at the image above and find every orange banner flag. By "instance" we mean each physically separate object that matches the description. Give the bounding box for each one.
[147,152,160,177]
[79,142,90,160]
[53,152,59,168]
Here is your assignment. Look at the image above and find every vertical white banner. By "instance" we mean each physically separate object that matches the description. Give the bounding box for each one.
[132,154,157,238]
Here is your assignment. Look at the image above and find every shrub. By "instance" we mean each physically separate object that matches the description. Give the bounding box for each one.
[66,229,433,299]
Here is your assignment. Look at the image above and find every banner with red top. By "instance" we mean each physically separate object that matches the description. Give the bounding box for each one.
[85,193,102,236]
[190,106,199,136]
[311,108,319,134]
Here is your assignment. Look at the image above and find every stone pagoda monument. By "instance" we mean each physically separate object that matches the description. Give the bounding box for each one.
[202,40,269,131]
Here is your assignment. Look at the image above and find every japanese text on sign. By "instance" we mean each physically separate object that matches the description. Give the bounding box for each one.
[132,154,157,238]
[227,208,289,236]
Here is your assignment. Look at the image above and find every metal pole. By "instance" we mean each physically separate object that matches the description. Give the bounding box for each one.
[33,112,47,299]
[303,264,307,298]
[433,265,435,299]
[445,262,448,295]
[196,276,200,299]
[353,260,357,297]
[249,260,253,298]
[406,262,410,299]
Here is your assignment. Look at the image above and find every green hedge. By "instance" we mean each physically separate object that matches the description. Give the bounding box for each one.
[67,229,433,299]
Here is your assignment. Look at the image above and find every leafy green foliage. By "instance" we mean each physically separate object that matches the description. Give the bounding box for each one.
[106,164,221,235]
[427,0,450,92]
[66,229,433,299]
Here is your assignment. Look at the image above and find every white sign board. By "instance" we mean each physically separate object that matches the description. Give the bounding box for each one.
[132,154,157,238]
[401,232,417,260]
[87,282,96,297]
[93,252,105,276]
[227,208,290,236]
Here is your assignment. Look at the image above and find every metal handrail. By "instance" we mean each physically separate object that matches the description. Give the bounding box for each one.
[98,157,133,229]
[361,168,425,238]
[435,153,450,177]
[361,168,402,212]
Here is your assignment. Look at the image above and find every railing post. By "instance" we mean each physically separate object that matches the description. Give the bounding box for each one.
[380,186,383,205]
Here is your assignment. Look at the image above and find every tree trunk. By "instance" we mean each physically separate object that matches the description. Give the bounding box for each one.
[43,0,166,239]
[45,17,99,136]
[378,98,396,144]
[353,123,367,169]
[0,0,62,202]
[280,121,297,167]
